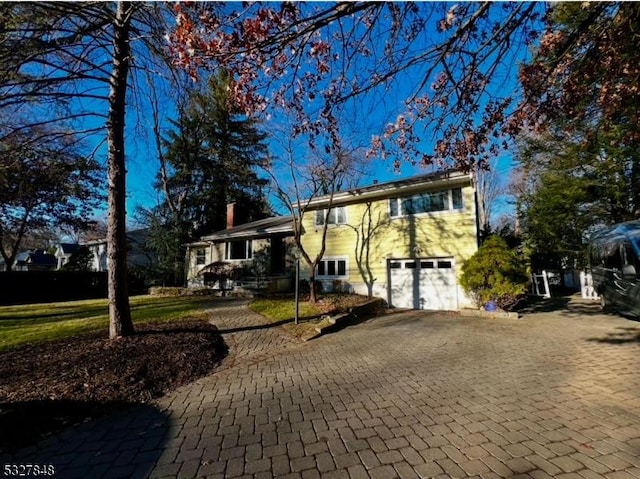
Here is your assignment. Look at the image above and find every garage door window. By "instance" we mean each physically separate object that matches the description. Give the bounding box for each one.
[317,257,348,278]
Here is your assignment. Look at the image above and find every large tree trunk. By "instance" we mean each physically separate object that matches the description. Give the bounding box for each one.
[107,2,134,339]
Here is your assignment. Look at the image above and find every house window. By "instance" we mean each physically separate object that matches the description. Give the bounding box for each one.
[316,257,348,279]
[389,188,463,217]
[225,240,252,260]
[452,188,463,209]
[195,248,206,265]
[315,207,347,226]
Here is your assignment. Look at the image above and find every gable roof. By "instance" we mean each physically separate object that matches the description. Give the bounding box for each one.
[82,228,148,247]
[303,169,472,210]
[201,216,294,242]
[190,170,472,245]
[58,243,80,255]
[15,250,57,268]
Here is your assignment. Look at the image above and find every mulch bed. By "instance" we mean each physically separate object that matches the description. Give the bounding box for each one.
[0,319,227,453]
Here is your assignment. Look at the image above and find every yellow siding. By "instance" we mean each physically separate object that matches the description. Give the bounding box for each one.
[300,185,478,305]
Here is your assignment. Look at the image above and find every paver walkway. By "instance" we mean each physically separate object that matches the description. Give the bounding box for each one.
[3,297,640,479]
[203,298,300,369]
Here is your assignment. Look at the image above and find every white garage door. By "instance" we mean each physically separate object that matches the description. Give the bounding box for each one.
[389,258,458,310]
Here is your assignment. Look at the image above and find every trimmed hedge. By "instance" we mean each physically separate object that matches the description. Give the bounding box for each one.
[148,287,215,297]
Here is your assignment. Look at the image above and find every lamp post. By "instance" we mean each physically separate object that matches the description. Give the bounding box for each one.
[293,247,301,325]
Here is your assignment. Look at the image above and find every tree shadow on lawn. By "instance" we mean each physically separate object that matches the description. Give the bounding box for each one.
[1,400,170,479]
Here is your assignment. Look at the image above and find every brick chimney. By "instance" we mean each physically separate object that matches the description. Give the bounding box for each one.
[226,203,236,229]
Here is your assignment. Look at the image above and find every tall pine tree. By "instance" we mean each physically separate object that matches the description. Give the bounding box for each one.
[143,71,270,285]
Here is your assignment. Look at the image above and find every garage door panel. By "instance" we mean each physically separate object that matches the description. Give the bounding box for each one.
[389,258,457,310]
[390,266,419,309]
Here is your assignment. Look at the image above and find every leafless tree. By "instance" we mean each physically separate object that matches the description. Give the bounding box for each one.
[266,126,368,303]
[0,2,174,337]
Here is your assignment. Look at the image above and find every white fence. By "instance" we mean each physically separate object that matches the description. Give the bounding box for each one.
[531,270,551,298]
[579,271,599,300]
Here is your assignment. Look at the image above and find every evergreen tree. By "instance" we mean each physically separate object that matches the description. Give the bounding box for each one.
[515,2,640,271]
[143,71,270,285]
[517,127,637,270]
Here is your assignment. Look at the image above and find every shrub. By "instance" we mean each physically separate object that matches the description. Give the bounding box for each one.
[460,236,528,311]
[149,286,214,296]
[62,246,93,272]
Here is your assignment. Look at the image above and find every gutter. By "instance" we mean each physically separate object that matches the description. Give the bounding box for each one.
[302,171,472,210]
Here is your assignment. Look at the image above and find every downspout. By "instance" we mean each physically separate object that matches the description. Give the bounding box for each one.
[471,172,481,247]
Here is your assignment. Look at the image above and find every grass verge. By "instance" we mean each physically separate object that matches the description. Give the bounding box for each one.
[0,295,216,352]
[248,297,325,323]
[249,294,373,340]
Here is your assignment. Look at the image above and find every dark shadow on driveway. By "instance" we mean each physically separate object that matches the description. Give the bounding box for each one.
[516,296,571,314]
[1,400,170,479]
[352,310,452,331]
[588,326,640,345]
[214,317,295,334]
[517,294,619,318]
[0,399,133,454]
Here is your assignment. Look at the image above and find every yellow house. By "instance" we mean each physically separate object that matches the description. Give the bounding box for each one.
[186,170,479,309]
[299,169,479,309]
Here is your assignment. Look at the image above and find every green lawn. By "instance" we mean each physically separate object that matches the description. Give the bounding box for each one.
[248,297,325,323]
[0,295,216,352]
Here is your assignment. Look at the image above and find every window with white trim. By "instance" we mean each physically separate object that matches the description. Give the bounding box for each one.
[195,248,206,265]
[225,240,252,260]
[389,188,463,217]
[315,207,347,226]
[316,257,348,279]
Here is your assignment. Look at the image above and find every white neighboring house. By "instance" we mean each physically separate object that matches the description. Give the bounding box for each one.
[55,243,81,270]
[82,229,154,272]
[0,250,57,271]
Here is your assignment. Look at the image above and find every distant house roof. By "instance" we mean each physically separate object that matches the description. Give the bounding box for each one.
[200,216,294,242]
[15,250,57,268]
[58,243,80,255]
[82,228,148,246]
[304,169,472,210]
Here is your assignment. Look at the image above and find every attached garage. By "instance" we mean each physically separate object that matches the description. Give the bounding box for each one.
[388,258,458,310]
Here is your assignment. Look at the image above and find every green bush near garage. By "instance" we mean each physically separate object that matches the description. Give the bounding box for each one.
[460,236,528,311]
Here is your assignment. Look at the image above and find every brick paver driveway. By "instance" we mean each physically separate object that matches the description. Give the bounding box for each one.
[4,297,640,478]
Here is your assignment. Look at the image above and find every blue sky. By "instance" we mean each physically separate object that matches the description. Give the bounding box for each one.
[85,2,536,228]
